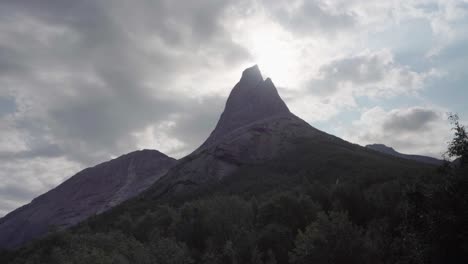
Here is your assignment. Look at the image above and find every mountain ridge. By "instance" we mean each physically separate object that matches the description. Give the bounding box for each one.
[142,66,325,200]
[0,149,176,249]
[366,143,444,165]
[142,66,435,202]
[0,65,439,251]
[0,65,459,264]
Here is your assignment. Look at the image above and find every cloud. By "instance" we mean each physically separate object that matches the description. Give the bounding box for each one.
[262,0,357,36]
[0,0,253,216]
[423,0,468,56]
[309,50,439,99]
[0,0,251,164]
[0,156,82,216]
[287,50,442,123]
[343,106,452,158]
[0,96,16,117]
[132,96,226,157]
[382,108,439,132]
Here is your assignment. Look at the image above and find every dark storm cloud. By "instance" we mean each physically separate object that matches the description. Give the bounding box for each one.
[382,108,439,132]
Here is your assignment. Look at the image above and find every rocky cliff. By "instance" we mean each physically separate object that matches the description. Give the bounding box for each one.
[146,65,339,199]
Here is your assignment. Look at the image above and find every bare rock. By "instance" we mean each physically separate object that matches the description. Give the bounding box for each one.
[146,66,333,199]
[0,150,176,249]
[198,65,291,150]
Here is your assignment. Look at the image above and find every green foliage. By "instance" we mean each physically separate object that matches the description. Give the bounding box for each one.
[257,224,293,263]
[151,237,193,264]
[11,231,154,264]
[257,192,320,232]
[289,211,366,264]
[330,183,371,225]
[447,113,468,165]
[4,115,468,264]
[400,166,468,264]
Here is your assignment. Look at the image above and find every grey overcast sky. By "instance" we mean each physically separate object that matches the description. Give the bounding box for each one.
[1,0,467,216]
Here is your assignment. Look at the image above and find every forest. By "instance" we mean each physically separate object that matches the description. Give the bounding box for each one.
[0,115,467,264]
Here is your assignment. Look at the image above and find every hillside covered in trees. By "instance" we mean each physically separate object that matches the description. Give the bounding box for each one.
[1,114,467,264]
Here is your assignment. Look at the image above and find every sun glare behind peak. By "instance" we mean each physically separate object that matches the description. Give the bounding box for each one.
[246,27,298,87]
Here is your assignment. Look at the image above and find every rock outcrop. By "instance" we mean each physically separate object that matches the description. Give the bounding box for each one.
[0,150,176,249]
[198,65,291,150]
[146,65,337,199]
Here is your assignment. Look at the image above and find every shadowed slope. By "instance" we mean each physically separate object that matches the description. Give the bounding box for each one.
[0,150,176,249]
[197,65,291,150]
[366,144,443,165]
[143,66,433,201]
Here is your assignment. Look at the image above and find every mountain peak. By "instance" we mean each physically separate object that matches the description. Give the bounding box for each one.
[197,65,291,150]
[240,64,263,84]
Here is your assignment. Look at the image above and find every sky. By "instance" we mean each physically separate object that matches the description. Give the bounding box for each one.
[0,0,467,216]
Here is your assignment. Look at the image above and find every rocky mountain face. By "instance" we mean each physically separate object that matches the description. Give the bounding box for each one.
[0,65,436,251]
[0,66,460,264]
[145,65,341,199]
[144,66,437,201]
[0,150,176,249]
[366,144,443,166]
[197,65,291,150]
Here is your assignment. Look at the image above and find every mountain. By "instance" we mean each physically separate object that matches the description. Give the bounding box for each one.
[366,144,444,166]
[0,149,176,249]
[142,66,434,201]
[197,65,291,150]
[0,65,443,264]
[144,65,323,199]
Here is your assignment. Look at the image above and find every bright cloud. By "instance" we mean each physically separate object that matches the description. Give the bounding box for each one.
[342,106,453,158]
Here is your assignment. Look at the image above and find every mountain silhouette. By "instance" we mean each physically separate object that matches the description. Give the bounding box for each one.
[0,150,176,249]
[198,65,291,150]
[366,144,443,165]
[0,66,437,251]
[141,66,434,201]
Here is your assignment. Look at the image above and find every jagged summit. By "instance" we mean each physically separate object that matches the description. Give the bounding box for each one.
[240,64,263,84]
[198,65,291,149]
